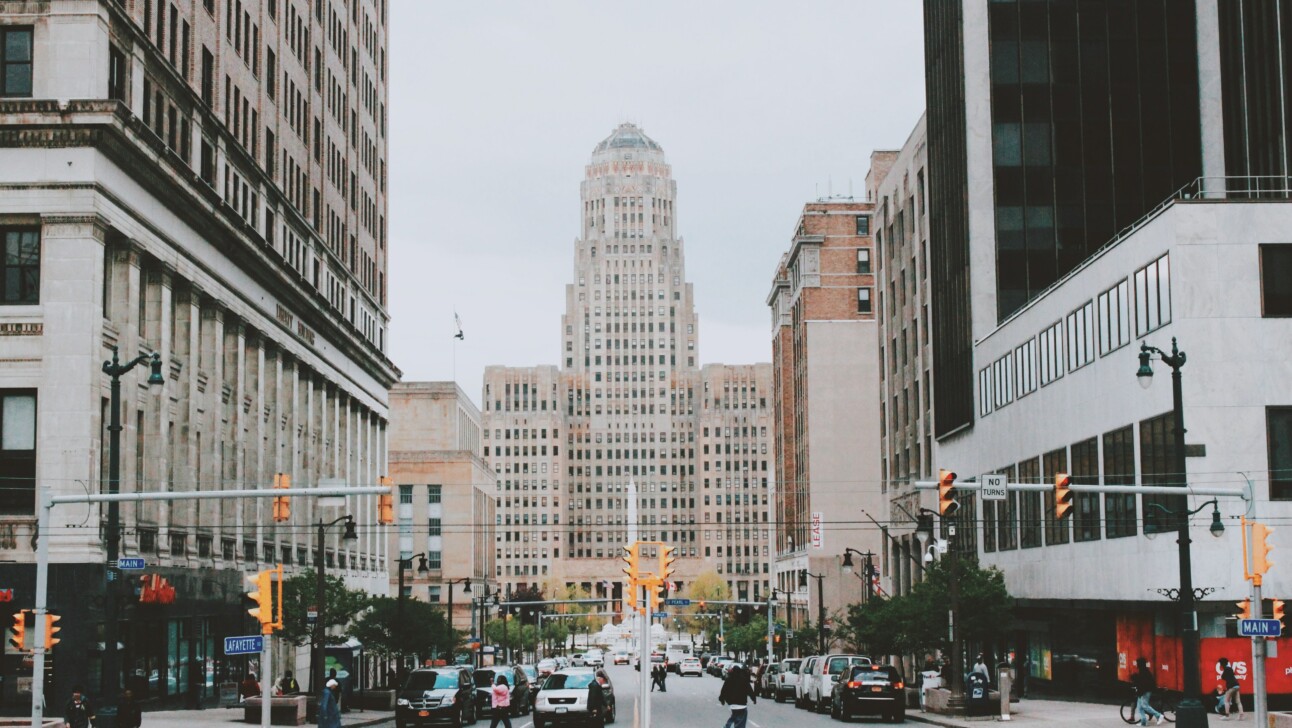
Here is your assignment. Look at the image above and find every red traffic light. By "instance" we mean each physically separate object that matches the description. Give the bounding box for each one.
[938,470,959,516]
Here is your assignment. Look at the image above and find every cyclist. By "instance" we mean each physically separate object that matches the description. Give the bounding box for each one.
[1133,658,1165,726]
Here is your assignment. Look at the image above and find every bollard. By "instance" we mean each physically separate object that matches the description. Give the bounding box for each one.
[998,668,1012,721]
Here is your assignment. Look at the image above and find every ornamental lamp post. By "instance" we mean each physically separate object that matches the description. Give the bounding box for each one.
[798,571,827,655]
[100,346,163,725]
[395,554,429,668]
[313,515,357,694]
[841,548,878,603]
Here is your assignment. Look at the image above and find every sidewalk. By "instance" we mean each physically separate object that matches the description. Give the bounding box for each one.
[907,697,1117,727]
[144,706,394,726]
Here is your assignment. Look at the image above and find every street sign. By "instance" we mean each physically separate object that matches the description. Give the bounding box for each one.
[980,474,1008,501]
[116,557,146,570]
[307,606,318,624]
[224,635,264,655]
[1240,619,1282,637]
[664,598,691,606]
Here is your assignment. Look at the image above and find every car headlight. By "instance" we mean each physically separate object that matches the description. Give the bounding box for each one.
[443,695,455,705]
[397,698,410,707]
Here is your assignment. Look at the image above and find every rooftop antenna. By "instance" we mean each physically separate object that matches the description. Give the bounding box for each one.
[815,182,820,199]
[828,175,833,198]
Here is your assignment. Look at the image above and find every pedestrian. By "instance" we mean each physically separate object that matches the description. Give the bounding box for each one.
[650,662,663,692]
[1132,658,1164,726]
[238,672,260,700]
[1217,657,1244,720]
[277,670,300,696]
[63,685,95,728]
[489,673,512,728]
[718,663,757,728]
[317,678,341,728]
[971,654,990,682]
[117,689,143,728]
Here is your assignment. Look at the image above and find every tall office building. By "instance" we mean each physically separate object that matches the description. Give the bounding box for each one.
[0,0,395,707]
[917,0,1292,698]
[483,124,773,605]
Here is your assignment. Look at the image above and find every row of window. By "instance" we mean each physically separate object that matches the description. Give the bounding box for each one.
[979,253,1172,416]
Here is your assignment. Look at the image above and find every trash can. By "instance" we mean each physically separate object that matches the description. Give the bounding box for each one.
[966,673,992,716]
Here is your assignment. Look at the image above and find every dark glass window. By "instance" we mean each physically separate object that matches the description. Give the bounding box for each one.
[1104,426,1137,538]
[1,27,33,97]
[1140,412,1185,533]
[1071,437,1101,542]
[855,215,870,236]
[0,390,36,514]
[109,45,128,101]
[1043,447,1070,545]
[1268,408,1292,500]
[2,228,40,304]
[1018,457,1042,548]
[1219,0,1292,192]
[1261,245,1292,317]
[998,464,1018,551]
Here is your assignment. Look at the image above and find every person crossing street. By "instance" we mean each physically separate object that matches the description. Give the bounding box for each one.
[718,663,756,728]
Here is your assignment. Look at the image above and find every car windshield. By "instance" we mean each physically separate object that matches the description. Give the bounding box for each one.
[474,671,509,687]
[783,660,802,671]
[828,657,871,675]
[543,673,595,690]
[850,666,901,683]
[404,672,457,690]
[520,666,537,679]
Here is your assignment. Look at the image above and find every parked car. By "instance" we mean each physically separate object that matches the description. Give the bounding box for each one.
[708,656,734,677]
[612,652,630,665]
[472,665,533,719]
[721,661,743,680]
[804,654,873,714]
[758,662,781,697]
[533,668,616,728]
[831,664,905,723]
[396,667,476,728]
[774,658,802,703]
[519,664,539,685]
[795,656,820,708]
[634,652,665,672]
[555,656,571,669]
[571,653,586,667]
[538,659,558,678]
[584,649,605,667]
[677,657,703,677]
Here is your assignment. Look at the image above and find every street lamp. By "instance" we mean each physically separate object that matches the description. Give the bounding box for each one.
[313,515,358,693]
[395,553,429,668]
[767,587,791,663]
[841,548,878,603]
[472,584,495,668]
[1137,338,1210,728]
[798,571,827,654]
[445,577,473,652]
[101,345,163,716]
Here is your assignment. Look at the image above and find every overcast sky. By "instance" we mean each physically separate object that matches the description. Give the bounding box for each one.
[387,1,927,404]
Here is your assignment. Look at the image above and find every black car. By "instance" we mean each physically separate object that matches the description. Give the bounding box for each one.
[830,664,905,723]
[396,667,476,728]
[473,665,533,719]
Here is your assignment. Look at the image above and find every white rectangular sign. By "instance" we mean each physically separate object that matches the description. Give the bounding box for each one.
[980,474,1008,501]
[810,511,824,550]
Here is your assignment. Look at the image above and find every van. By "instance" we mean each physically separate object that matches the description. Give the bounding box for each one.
[795,656,820,708]
[804,654,873,713]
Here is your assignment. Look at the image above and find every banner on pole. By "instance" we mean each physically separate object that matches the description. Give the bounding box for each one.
[811,512,824,550]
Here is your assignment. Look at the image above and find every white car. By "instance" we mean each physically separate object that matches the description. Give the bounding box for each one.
[775,658,802,702]
[804,654,872,713]
[538,658,558,677]
[678,657,703,677]
[570,652,586,666]
[533,668,616,728]
[584,650,605,667]
[612,652,630,665]
[795,656,819,707]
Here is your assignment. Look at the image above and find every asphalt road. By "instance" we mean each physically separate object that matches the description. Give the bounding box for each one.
[500,663,894,728]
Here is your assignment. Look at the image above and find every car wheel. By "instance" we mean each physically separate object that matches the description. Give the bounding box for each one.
[534,718,545,728]
[831,699,841,720]
[775,691,784,704]
[893,707,906,723]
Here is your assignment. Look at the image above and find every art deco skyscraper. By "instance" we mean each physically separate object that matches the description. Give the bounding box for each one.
[484,124,773,604]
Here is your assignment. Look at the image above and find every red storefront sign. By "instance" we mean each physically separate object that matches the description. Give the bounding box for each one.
[1117,613,1292,695]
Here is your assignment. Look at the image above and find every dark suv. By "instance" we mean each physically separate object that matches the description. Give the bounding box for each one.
[830,664,905,723]
[473,665,533,719]
[396,667,476,728]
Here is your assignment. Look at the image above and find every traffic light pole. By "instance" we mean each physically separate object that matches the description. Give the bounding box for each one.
[29,484,389,728]
[261,635,273,728]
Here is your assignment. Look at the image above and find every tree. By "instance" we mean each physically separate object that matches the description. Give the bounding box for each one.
[278,571,370,647]
[685,570,729,634]
[511,584,546,626]
[351,597,455,662]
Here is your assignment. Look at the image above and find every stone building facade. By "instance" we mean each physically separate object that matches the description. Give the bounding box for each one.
[0,0,395,708]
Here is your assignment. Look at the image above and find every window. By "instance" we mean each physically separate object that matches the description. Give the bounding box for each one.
[1139,412,1183,533]
[428,517,442,536]
[992,353,1013,409]
[1071,437,1100,542]
[1038,320,1063,385]
[109,45,128,101]
[856,248,871,274]
[1103,426,1137,538]
[426,550,442,570]
[1097,279,1131,355]
[201,47,214,105]
[1261,245,1292,317]
[978,366,992,417]
[855,215,870,236]
[1014,338,1037,397]
[1018,458,1041,548]
[428,484,442,504]
[1270,408,1292,500]
[1134,254,1171,335]
[856,287,872,314]
[2,228,40,304]
[1,27,33,97]
[997,464,1018,551]
[0,391,36,514]
[1065,301,1094,371]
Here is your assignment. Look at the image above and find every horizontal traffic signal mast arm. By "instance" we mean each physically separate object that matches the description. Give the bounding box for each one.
[913,480,1247,498]
[45,484,393,507]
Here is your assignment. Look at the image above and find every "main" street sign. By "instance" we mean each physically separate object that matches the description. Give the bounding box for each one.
[1239,619,1282,638]
[224,635,264,655]
[116,557,146,570]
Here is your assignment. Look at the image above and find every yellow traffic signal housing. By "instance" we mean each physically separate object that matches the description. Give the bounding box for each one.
[45,614,60,647]
[1253,521,1274,582]
[1236,599,1252,620]
[938,469,959,516]
[247,565,284,634]
[8,610,26,651]
[378,476,395,525]
[621,543,641,591]
[272,472,291,522]
[1054,473,1073,521]
[1274,599,1286,627]
[659,545,677,582]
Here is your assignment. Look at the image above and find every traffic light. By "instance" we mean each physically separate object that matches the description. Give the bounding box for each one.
[1236,599,1252,620]
[378,476,395,524]
[1054,473,1073,521]
[647,579,664,615]
[698,599,705,610]
[8,610,26,651]
[45,614,60,647]
[272,472,291,522]
[1274,599,1286,629]
[938,469,959,516]
[659,545,677,583]
[247,566,283,634]
[621,543,641,591]
[1247,520,1274,582]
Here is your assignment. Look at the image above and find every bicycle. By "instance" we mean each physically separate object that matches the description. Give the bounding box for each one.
[1120,688,1177,724]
